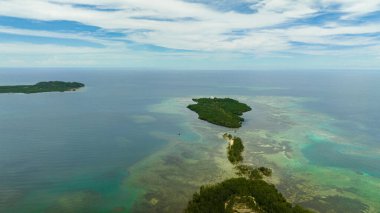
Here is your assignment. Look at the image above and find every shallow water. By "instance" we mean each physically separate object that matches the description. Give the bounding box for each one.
[0,69,379,212]
[303,134,380,178]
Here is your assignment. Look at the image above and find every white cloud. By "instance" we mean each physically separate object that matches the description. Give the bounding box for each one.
[0,0,318,52]
[321,0,380,19]
[0,0,379,68]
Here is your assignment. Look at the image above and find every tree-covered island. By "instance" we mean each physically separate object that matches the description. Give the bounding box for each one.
[0,81,85,94]
[185,178,312,213]
[224,133,245,164]
[187,97,252,128]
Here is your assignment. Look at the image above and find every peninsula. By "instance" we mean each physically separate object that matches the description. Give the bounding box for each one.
[0,81,85,94]
[187,97,251,128]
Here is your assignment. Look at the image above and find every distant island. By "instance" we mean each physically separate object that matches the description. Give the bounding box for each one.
[186,97,312,213]
[0,81,85,94]
[187,97,251,128]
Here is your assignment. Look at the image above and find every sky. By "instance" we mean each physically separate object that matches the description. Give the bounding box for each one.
[0,0,380,70]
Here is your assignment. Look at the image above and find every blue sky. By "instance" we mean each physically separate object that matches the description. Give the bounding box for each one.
[0,0,379,69]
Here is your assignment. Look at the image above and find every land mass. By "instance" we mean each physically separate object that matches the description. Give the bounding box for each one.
[186,134,313,213]
[187,97,251,128]
[185,178,312,213]
[0,81,85,94]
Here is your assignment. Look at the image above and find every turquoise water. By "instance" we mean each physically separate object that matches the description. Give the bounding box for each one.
[0,69,380,212]
[303,134,380,178]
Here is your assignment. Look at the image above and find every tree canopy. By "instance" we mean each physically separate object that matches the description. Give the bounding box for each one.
[187,98,251,128]
[0,81,85,94]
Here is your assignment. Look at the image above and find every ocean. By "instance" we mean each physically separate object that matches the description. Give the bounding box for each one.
[0,69,379,212]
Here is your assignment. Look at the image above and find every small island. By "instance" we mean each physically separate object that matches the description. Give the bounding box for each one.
[224,133,244,164]
[0,81,85,94]
[187,97,251,128]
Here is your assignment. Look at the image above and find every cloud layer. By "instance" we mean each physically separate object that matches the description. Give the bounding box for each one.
[0,0,379,69]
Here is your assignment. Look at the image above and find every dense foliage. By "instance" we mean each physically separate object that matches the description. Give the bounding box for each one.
[185,178,312,213]
[187,98,251,128]
[227,136,244,164]
[0,81,85,94]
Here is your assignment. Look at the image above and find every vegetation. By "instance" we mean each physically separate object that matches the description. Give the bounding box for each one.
[223,133,233,140]
[185,178,313,213]
[235,165,272,180]
[187,97,251,128]
[185,98,312,213]
[227,136,244,164]
[258,167,273,177]
[0,81,85,94]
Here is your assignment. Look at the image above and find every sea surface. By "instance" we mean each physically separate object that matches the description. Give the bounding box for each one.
[0,69,379,212]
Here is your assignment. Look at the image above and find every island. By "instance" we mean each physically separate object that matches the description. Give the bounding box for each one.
[186,97,312,213]
[185,178,311,213]
[224,133,244,164]
[0,81,85,94]
[187,97,251,128]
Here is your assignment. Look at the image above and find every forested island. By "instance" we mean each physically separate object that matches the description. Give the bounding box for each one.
[187,97,251,128]
[0,81,85,94]
[186,97,312,213]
